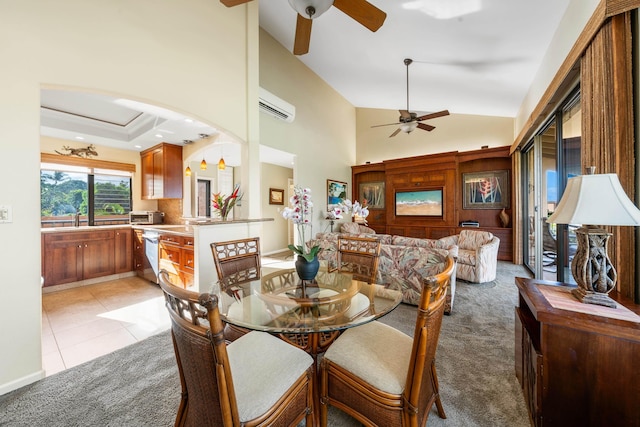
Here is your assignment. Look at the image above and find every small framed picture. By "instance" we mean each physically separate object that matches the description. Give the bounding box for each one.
[359,181,385,209]
[269,188,284,205]
[327,179,348,211]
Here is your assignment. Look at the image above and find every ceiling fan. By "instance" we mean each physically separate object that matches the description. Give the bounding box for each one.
[372,58,450,138]
[220,0,387,55]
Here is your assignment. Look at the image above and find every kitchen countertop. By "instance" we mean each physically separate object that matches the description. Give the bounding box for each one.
[42,218,274,237]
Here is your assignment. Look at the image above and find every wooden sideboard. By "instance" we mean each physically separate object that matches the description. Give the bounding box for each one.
[514,277,640,427]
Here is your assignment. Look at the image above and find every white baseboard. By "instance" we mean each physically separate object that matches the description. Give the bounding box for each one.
[0,369,45,396]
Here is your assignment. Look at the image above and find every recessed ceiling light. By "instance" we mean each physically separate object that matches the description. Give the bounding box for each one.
[184,118,193,123]
[155,134,163,138]
[75,136,84,140]
[134,145,142,149]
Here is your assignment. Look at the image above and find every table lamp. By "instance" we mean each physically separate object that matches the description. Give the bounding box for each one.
[547,170,640,308]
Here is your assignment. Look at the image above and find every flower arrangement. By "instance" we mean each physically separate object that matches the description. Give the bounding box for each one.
[212,183,242,220]
[328,199,370,224]
[282,186,320,261]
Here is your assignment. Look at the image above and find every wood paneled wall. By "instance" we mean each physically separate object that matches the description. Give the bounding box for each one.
[581,12,636,299]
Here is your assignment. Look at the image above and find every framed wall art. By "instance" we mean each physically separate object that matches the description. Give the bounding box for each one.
[269,188,284,205]
[359,181,385,209]
[395,188,443,217]
[327,179,347,211]
[463,170,510,209]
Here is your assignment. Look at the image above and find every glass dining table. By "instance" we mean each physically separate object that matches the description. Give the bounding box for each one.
[211,263,403,425]
[212,264,404,356]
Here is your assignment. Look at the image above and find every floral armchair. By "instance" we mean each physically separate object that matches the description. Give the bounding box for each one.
[438,229,500,283]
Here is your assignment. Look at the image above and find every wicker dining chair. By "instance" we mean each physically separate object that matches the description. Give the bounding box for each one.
[336,236,382,284]
[158,270,314,427]
[210,237,261,284]
[211,237,262,341]
[319,255,455,427]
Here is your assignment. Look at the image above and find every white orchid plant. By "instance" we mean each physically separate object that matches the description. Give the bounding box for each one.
[281,186,321,261]
[327,199,370,224]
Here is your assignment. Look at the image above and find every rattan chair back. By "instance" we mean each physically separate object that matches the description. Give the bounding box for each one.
[337,236,382,284]
[158,269,239,426]
[210,237,261,284]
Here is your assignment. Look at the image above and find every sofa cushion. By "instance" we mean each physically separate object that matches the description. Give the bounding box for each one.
[458,230,494,250]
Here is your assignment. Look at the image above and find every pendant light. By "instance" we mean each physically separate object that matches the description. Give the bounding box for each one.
[200,157,207,170]
[185,166,192,176]
[218,146,226,170]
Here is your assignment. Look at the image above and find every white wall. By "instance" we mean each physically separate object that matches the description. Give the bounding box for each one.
[260,163,293,254]
[0,0,257,394]
[259,29,357,241]
[515,0,599,135]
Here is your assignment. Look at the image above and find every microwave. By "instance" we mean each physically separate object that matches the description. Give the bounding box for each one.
[129,211,164,225]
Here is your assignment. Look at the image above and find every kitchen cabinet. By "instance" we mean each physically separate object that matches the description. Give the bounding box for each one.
[159,233,194,288]
[514,277,640,427]
[114,228,132,273]
[140,142,183,199]
[43,230,115,286]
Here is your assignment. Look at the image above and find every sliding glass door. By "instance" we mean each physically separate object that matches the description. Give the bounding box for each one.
[522,88,580,283]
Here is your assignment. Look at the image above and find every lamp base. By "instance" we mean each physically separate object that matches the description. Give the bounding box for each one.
[570,226,618,308]
[571,287,617,308]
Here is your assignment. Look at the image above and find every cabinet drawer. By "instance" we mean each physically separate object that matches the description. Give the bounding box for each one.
[182,249,194,272]
[160,234,183,246]
[45,230,114,243]
[160,245,181,265]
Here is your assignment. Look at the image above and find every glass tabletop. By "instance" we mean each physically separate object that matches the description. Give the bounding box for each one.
[212,266,403,334]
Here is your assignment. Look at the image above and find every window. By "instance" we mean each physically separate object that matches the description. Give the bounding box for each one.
[41,163,132,227]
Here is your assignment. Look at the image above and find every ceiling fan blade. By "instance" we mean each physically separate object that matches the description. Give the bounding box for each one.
[333,0,387,32]
[293,14,312,56]
[371,122,401,128]
[389,128,401,138]
[416,110,450,122]
[220,0,253,6]
[399,110,411,120]
[417,123,436,132]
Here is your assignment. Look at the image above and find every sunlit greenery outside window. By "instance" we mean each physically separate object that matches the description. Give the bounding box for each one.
[41,163,132,227]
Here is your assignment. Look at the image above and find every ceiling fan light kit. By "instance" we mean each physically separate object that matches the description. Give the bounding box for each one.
[288,0,333,19]
[372,58,450,137]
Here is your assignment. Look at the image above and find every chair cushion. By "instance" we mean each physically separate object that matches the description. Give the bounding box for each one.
[227,331,313,422]
[341,222,376,235]
[324,321,412,395]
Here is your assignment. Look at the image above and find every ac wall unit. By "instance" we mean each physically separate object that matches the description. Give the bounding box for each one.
[259,87,295,123]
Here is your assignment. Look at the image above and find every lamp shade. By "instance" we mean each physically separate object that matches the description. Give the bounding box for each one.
[547,173,640,226]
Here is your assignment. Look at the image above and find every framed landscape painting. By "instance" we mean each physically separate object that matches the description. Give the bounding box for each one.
[395,188,443,217]
[327,179,348,211]
[359,181,385,209]
[463,170,510,209]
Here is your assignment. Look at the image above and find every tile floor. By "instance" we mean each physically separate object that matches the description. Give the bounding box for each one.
[41,251,295,377]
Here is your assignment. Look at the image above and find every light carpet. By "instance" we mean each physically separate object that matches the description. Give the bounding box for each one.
[0,261,532,426]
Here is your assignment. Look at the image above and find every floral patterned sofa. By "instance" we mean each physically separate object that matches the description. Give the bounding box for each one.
[438,229,500,283]
[308,225,459,313]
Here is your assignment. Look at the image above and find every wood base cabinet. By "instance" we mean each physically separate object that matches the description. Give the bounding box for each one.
[43,230,115,286]
[159,233,194,289]
[515,277,640,427]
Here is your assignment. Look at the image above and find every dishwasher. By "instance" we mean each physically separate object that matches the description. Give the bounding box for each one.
[142,230,160,284]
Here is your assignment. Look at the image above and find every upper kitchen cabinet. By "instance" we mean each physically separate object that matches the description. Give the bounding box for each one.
[141,143,183,199]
